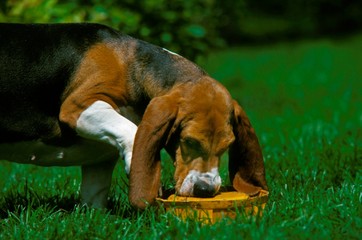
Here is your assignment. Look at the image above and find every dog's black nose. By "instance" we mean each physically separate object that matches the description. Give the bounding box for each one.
[193,180,215,198]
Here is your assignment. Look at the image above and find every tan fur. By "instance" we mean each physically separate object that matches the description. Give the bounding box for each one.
[60,43,129,128]
[172,80,235,192]
[129,77,268,208]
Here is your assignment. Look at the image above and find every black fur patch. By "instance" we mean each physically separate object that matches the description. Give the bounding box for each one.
[0,23,119,141]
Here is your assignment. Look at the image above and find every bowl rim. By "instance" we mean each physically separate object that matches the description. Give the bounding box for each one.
[156,189,269,210]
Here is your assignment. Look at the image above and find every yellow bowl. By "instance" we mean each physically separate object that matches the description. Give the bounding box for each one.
[156,189,269,224]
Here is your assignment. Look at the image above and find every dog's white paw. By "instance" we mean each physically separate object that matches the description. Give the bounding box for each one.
[124,150,132,175]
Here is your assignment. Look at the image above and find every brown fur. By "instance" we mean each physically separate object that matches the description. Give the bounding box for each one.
[60,43,129,128]
[229,100,268,193]
[129,90,180,207]
[129,78,267,208]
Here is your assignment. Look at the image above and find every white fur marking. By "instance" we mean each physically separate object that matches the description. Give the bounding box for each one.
[76,100,137,174]
[179,167,222,196]
[162,48,180,56]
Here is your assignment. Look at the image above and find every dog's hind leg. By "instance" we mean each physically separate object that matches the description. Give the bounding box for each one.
[80,159,117,208]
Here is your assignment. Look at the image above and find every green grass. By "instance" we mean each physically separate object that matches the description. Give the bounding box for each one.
[1,35,361,239]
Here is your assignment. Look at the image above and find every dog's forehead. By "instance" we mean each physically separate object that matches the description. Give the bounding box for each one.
[179,80,234,140]
[182,78,233,113]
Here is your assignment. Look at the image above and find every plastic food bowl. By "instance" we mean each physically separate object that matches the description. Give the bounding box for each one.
[156,188,269,224]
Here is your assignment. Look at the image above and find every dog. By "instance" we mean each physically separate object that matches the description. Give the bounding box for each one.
[0,23,268,209]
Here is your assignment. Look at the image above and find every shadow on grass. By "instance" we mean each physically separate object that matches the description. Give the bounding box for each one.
[0,182,143,220]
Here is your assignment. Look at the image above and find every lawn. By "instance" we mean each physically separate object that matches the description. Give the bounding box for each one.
[1,35,361,239]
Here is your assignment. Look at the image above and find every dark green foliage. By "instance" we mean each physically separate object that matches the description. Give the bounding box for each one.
[1,0,362,60]
[0,0,226,60]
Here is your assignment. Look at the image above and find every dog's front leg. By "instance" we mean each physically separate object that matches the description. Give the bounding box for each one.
[81,160,117,208]
[60,100,137,208]
[72,100,138,174]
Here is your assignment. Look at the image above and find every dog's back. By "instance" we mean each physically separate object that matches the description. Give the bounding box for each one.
[0,23,120,141]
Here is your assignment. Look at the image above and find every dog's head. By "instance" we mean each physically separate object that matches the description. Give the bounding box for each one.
[129,77,268,209]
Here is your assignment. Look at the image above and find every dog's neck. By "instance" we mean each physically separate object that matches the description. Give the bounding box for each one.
[110,37,207,104]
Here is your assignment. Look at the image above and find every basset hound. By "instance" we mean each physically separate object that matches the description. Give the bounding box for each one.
[0,23,268,209]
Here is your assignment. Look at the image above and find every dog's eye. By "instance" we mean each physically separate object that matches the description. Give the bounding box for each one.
[181,137,207,158]
[183,137,200,149]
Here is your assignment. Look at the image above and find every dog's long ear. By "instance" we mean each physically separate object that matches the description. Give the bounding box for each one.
[129,92,179,209]
[229,100,268,196]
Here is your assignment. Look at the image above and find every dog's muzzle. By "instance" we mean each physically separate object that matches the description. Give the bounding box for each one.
[178,168,221,197]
